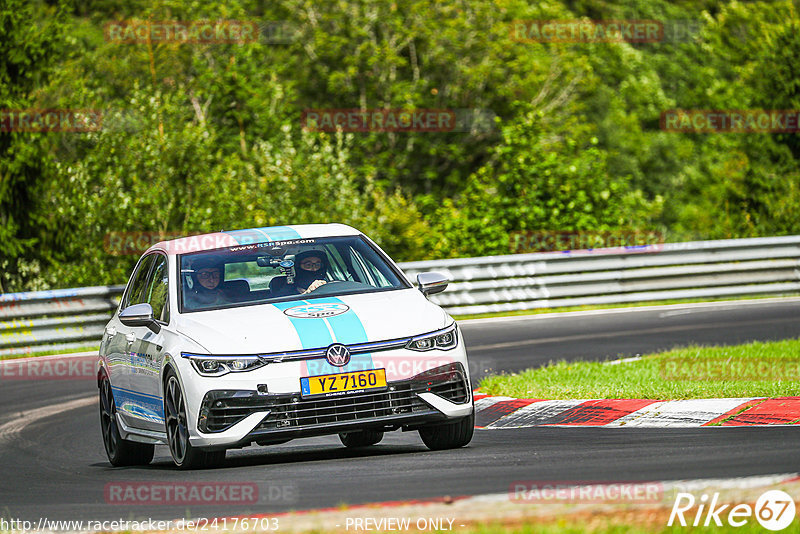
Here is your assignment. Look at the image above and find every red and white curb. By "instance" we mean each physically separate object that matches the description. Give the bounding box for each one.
[473,394,800,427]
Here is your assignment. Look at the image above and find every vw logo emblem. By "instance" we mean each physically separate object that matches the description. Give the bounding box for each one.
[325,344,351,367]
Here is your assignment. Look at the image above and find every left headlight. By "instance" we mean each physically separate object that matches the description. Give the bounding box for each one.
[183,353,267,377]
[406,323,458,351]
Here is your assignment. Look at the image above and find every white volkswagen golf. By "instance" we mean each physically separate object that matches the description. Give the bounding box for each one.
[98,224,474,469]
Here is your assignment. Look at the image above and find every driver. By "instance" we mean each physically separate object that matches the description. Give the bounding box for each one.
[272,250,329,296]
[294,250,329,294]
[185,257,228,308]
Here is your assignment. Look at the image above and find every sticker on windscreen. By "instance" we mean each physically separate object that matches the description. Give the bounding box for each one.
[283,303,350,318]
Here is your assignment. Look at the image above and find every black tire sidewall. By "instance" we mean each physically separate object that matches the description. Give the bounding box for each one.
[100,374,154,466]
[164,370,224,469]
[339,429,384,448]
[419,409,475,450]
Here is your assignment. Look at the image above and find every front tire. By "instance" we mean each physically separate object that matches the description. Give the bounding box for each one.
[419,410,474,451]
[164,371,225,469]
[99,373,154,466]
[339,430,384,448]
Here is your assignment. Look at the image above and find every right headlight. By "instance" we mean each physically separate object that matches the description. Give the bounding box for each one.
[406,323,458,351]
[183,353,267,377]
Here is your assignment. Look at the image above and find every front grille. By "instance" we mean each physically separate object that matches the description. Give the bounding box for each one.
[198,364,470,433]
[257,384,429,430]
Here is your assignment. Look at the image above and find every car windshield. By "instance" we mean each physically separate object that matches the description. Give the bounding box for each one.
[179,235,408,312]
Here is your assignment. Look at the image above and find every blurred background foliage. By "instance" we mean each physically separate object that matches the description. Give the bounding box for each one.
[0,0,798,291]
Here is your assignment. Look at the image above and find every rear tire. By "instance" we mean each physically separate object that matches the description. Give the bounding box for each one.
[339,430,384,448]
[419,410,474,451]
[164,371,226,469]
[99,373,154,466]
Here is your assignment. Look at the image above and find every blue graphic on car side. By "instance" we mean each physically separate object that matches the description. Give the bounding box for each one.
[112,385,165,422]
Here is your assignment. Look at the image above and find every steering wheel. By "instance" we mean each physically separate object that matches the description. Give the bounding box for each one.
[305,280,346,293]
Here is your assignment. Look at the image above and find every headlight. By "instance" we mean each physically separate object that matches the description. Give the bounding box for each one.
[183,353,267,377]
[406,324,458,351]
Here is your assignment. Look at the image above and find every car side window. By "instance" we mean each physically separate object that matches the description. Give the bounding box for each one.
[323,244,353,282]
[348,246,392,288]
[348,248,373,285]
[145,255,169,323]
[124,254,155,309]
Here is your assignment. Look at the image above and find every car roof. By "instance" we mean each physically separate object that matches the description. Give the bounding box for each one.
[146,223,363,256]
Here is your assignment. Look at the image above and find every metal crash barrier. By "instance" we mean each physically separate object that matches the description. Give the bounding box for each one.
[400,235,800,315]
[0,286,124,356]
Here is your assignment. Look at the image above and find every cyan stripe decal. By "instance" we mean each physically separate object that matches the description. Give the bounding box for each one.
[255,226,302,241]
[274,297,374,375]
[223,226,302,245]
[317,297,368,344]
[273,300,334,350]
[223,228,267,246]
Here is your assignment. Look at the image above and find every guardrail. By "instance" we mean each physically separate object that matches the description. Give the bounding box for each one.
[2,235,799,355]
[401,235,800,315]
[0,286,124,356]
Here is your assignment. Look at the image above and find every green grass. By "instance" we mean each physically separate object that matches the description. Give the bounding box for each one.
[479,338,800,399]
[451,293,800,321]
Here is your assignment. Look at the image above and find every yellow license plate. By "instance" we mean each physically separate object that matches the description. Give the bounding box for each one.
[300,369,387,398]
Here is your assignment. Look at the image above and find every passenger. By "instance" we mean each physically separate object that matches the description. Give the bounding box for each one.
[185,257,228,308]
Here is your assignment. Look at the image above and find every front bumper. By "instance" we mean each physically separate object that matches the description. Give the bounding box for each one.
[188,363,473,448]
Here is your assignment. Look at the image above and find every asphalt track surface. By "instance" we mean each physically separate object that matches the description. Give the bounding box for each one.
[2,298,800,521]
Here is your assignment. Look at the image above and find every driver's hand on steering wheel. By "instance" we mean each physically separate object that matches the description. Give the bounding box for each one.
[303,279,327,294]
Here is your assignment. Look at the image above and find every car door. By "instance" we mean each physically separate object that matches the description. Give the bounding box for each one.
[108,254,155,426]
[126,252,171,431]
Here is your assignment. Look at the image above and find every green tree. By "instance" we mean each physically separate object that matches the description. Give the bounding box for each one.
[0,0,67,291]
[430,106,661,257]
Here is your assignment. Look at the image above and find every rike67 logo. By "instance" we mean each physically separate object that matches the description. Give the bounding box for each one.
[669,490,796,531]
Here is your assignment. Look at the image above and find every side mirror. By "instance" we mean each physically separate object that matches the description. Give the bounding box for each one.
[417,272,449,297]
[119,303,161,333]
